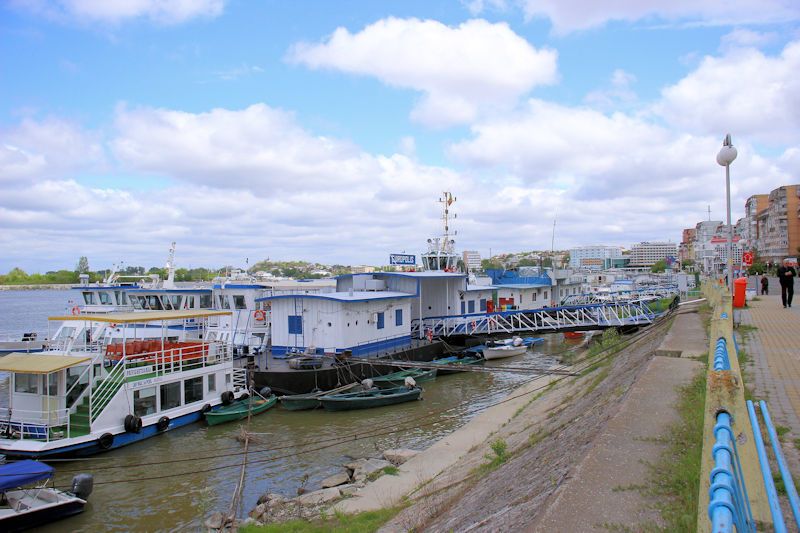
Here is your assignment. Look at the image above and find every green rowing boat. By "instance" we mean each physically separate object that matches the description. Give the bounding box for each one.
[205,395,277,426]
[430,355,484,375]
[319,386,422,411]
[371,368,437,388]
[279,383,360,411]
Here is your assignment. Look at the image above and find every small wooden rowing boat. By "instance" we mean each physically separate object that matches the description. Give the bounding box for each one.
[563,331,585,340]
[205,395,278,426]
[430,355,484,375]
[371,368,437,388]
[319,386,422,411]
[279,383,360,411]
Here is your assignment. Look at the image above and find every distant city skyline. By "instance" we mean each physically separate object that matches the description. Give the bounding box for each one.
[2,1,799,272]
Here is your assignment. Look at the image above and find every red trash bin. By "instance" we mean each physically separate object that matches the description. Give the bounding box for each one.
[733,277,748,308]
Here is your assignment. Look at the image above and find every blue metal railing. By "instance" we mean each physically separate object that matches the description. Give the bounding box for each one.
[709,411,756,532]
[714,337,731,371]
[760,400,800,529]
[747,400,791,533]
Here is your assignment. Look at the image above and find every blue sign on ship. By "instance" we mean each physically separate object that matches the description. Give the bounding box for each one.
[390,254,416,265]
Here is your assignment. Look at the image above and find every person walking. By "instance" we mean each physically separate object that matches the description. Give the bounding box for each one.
[777,260,797,308]
[761,274,769,295]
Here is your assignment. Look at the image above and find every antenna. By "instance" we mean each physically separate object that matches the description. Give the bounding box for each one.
[707,205,711,221]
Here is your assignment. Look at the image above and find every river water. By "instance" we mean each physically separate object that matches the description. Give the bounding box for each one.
[0,290,576,531]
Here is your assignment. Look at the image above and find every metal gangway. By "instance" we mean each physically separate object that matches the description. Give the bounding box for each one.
[560,285,679,307]
[411,299,674,339]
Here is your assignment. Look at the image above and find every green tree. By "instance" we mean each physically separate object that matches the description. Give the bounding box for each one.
[650,259,667,273]
[481,259,503,270]
[76,256,90,274]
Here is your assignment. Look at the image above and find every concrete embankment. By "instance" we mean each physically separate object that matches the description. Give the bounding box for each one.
[369,307,707,532]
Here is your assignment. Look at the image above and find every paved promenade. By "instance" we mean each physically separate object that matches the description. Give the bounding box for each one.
[740,290,800,471]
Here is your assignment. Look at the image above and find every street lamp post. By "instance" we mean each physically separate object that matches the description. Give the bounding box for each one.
[716,134,738,296]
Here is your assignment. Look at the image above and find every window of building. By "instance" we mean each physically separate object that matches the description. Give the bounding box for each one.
[14,373,39,394]
[160,382,181,410]
[233,295,247,309]
[376,312,385,329]
[184,377,204,404]
[533,293,537,302]
[200,294,212,308]
[467,300,475,313]
[395,309,403,326]
[208,374,216,393]
[288,315,303,335]
[134,387,157,416]
[480,299,487,312]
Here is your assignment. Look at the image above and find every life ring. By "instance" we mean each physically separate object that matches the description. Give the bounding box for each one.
[124,414,142,434]
[253,309,266,321]
[97,433,114,450]
[156,416,170,431]
[71,305,81,315]
[221,391,234,405]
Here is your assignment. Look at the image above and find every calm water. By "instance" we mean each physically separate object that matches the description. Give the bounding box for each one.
[0,290,573,531]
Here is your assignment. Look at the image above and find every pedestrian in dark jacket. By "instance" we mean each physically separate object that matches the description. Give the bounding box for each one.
[761,274,769,295]
[777,260,797,308]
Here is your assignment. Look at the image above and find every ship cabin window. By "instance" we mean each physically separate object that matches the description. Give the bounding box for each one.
[233,295,247,310]
[171,295,183,309]
[460,301,465,314]
[184,377,204,404]
[186,296,196,309]
[200,294,212,308]
[130,296,143,310]
[288,315,303,334]
[134,296,149,309]
[218,295,231,309]
[468,301,475,313]
[55,326,76,340]
[47,373,58,396]
[532,293,537,302]
[376,312,384,330]
[396,309,403,326]
[544,291,548,300]
[98,292,112,305]
[161,296,173,310]
[208,374,217,393]
[82,292,95,305]
[134,387,157,417]
[225,373,231,385]
[147,296,163,310]
[114,291,127,305]
[14,373,39,394]
[66,366,89,404]
[480,299,487,312]
[160,382,181,410]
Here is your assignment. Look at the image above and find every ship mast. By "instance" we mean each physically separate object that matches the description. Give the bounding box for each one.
[164,241,177,289]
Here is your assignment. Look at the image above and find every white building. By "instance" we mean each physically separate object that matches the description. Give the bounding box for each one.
[628,242,678,267]
[569,246,623,270]
[462,250,482,273]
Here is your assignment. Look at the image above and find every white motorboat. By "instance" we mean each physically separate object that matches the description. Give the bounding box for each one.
[0,460,93,531]
[482,337,528,360]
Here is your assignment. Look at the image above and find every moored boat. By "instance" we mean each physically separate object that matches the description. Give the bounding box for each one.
[279,383,360,411]
[563,331,585,340]
[319,386,422,411]
[430,355,484,375]
[0,460,93,531]
[371,368,437,388]
[205,393,277,426]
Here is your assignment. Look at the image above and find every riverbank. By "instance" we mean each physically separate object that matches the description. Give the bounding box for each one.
[0,284,73,290]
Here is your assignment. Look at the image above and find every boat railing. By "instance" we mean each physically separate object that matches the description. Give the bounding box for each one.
[0,406,72,443]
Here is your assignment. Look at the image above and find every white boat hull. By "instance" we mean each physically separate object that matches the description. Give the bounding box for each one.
[482,345,527,360]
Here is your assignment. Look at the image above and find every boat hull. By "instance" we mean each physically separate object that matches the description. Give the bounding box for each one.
[205,396,277,426]
[279,396,322,411]
[483,345,527,360]
[432,356,484,375]
[320,387,422,411]
[0,497,85,532]
[372,369,437,388]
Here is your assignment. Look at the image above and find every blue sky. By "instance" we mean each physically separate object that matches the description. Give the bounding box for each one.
[1,0,799,271]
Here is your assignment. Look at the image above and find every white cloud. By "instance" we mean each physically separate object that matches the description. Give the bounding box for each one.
[516,0,800,34]
[656,40,800,142]
[463,0,508,16]
[12,0,225,25]
[287,17,558,128]
[584,69,638,110]
[720,28,778,51]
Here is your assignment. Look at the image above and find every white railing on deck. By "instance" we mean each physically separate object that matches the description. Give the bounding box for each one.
[0,406,71,442]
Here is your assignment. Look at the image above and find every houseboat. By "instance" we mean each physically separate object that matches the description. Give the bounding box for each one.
[0,309,247,457]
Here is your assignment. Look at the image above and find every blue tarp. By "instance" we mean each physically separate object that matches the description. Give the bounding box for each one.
[0,460,53,491]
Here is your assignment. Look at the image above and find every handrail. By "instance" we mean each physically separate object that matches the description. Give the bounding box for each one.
[760,400,800,529]
[709,411,756,532]
[713,337,731,371]
[747,400,787,532]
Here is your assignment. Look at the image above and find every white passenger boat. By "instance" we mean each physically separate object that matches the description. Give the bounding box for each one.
[482,337,528,360]
[0,309,247,458]
[0,460,93,531]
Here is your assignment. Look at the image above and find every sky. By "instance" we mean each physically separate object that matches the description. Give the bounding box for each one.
[1,0,799,272]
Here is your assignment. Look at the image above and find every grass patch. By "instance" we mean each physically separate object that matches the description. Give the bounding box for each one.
[645,370,707,532]
[240,506,404,533]
[775,425,791,442]
[793,438,800,452]
[476,438,509,475]
[366,465,399,482]
[583,365,611,396]
[773,473,787,495]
